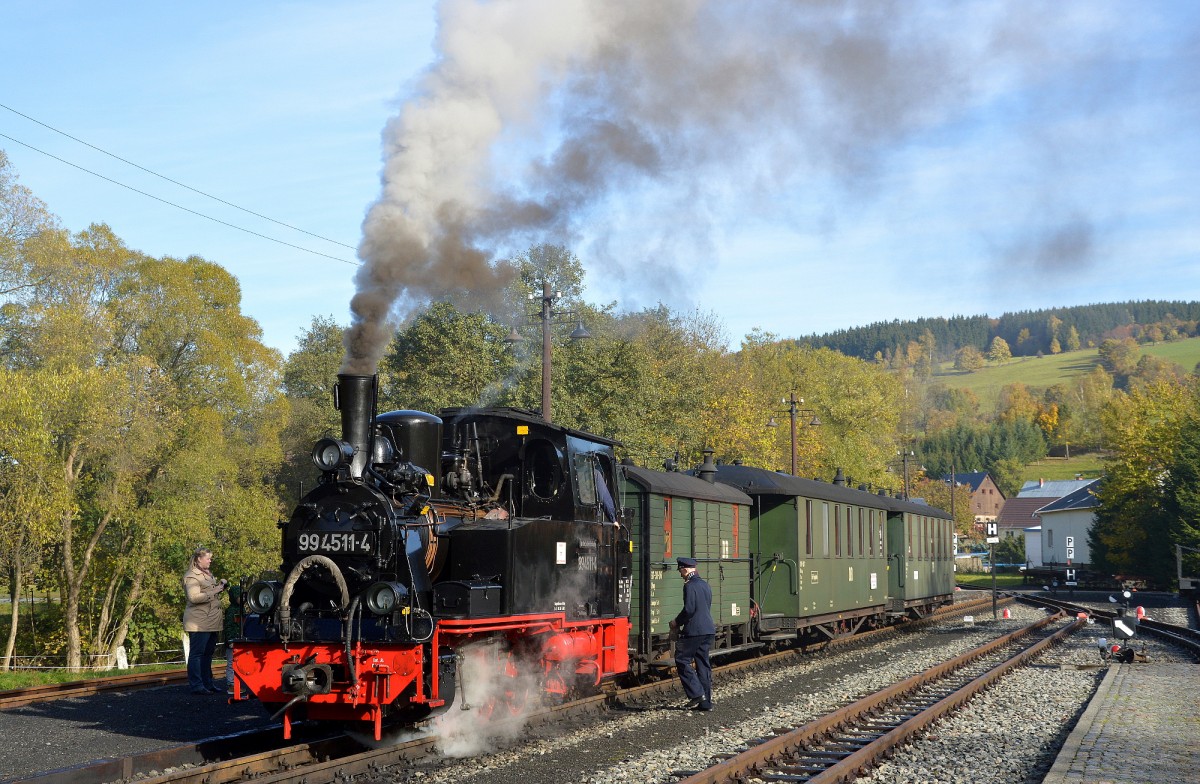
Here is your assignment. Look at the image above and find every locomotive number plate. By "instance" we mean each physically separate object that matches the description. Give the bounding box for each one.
[297,531,376,555]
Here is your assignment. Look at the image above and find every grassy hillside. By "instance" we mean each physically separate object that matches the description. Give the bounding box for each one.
[1142,338,1200,370]
[933,336,1200,412]
[1019,453,1106,483]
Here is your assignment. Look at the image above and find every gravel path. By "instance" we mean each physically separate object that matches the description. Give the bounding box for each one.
[366,593,1194,784]
[0,687,264,782]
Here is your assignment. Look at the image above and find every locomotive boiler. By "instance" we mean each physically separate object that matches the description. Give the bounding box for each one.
[231,374,632,739]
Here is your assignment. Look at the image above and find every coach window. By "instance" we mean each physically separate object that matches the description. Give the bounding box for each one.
[858,509,865,558]
[805,499,813,557]
[834,505,841,556]
[845,506,853,558]
[821,503,830,558]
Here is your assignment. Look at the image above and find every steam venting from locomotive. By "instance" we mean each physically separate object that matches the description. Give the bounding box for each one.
[343,1,1081,375]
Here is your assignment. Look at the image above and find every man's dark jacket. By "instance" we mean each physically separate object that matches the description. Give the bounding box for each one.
[673,574,715,636]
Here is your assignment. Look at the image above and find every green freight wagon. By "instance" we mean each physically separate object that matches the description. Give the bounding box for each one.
[619,463,754,672]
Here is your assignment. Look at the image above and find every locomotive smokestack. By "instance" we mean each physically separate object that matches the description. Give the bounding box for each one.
[335,374,377,479]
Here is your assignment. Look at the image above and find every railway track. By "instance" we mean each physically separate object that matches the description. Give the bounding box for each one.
[0,666,224,711]
[12,595,1009,784]
[1014,592,1200,659]
[669,611,1080,783]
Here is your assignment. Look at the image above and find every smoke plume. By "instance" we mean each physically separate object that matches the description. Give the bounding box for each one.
[344,0,1069,373]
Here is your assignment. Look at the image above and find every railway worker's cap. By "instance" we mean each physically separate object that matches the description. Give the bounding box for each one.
[676,557,698,569]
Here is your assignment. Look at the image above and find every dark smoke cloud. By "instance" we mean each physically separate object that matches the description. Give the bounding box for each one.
[997,216,1096,278]
[343,0,1067,374]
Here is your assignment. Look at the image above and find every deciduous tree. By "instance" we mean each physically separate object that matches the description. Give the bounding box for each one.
[3,223,284,670]
[987,336,1011,363]
[954,345,984,372]
[1090,379,1190,584]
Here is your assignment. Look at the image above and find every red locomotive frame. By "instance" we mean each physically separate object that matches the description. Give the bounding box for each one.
[233,613,630,740]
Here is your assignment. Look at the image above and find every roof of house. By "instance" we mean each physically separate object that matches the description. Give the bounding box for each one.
[996,497,1050,528]
[1035,479,1101,514]
[1017,478,1094,498]
[936,471,996,495]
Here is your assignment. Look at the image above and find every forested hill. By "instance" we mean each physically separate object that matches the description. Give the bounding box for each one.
[793,301,1200,361]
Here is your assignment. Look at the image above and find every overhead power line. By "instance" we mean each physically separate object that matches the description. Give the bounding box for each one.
[0,104,360,266]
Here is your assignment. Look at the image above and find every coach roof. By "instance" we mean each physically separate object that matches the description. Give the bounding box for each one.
[705,463,953,520]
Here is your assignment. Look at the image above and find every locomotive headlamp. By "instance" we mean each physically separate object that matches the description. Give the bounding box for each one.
[312,438,354,472]
[246,580,281,614]
[364,581,409,616]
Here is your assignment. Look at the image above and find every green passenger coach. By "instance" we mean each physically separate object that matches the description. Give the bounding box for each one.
[883,495,957,616]
[706,463,953,646]
[613,455,954,676]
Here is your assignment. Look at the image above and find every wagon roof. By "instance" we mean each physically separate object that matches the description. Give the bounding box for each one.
[621,464,753,505]
[706,464,952,519]
[706,464,877,503]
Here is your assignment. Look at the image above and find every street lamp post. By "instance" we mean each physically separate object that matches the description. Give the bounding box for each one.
[505,281,590,423]
[949,464,956,519]
[766,392,820,476]
[900,449,914,500]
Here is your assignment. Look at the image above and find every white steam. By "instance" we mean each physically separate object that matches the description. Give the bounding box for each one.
[433,640,546,758]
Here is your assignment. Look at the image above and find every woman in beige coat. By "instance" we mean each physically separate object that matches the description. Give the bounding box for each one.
[183,547,227,695]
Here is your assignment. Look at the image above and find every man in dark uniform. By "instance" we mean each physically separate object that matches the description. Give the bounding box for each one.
[669,556,714,711]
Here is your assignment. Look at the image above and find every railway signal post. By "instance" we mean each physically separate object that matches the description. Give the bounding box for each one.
[986,521,1000,619]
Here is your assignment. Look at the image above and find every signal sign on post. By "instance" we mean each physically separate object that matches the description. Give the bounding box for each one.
[1066,536,1075,548]
[985,521,999,544]
[1066,547,1075,560]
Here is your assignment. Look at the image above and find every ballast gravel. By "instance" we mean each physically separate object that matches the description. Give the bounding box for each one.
[368,592,1194,784]
[1,591,1191,784]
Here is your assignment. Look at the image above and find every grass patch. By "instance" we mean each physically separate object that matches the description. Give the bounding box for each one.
[1021,453,1106,483]
[0,663,182,691]
[955,573,1026,589]
[1141,338,1200,370]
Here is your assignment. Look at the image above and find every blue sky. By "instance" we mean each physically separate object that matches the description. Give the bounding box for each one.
[4,1,1199,359]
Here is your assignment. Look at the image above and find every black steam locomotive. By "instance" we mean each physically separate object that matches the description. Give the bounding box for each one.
[230,374,632,739]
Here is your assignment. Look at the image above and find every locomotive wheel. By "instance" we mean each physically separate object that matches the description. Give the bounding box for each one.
[477,655,531,718]
[460,641,534,720]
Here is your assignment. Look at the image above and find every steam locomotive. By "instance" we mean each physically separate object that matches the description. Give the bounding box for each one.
[231,373,954,739]
[231,374,631,739]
